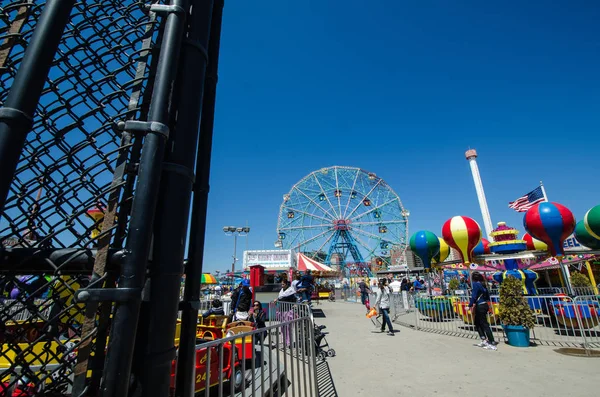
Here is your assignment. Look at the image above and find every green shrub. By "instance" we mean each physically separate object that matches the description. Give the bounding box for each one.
[498,276,535,329]
[448,278,460,291]
[570,272,591,287]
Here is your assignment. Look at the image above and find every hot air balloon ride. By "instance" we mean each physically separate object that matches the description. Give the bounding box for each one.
[441,216,482,266]
[409,231,440,271]
[432,237,450,265]
[583,204,600,241]
[524,202,576,295]
[522,233,548,252]
[472,238,491,256]
[410,231,455,320]
[489,222,539,296]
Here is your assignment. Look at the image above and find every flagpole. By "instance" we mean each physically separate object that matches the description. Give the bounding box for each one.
[540,181,549,202]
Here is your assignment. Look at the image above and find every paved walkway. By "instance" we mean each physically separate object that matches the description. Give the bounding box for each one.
[313,300,598,397]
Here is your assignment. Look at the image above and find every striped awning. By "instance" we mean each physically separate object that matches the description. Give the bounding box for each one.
[296,253,334,272]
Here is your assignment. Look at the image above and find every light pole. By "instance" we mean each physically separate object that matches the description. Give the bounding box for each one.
[223,226,250,285]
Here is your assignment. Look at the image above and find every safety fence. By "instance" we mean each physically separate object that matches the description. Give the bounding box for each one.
[173,301,319,397]
[0,0,227,396]
[389,292,600,352]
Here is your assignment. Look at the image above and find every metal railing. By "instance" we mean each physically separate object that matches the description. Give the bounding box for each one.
[390,293,600,352]
[172,301,319,397]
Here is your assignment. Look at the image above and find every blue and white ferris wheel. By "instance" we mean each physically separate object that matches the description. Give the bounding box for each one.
[276,166,409,276]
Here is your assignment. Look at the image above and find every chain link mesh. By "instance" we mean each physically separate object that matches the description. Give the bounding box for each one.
[0,1,162,394]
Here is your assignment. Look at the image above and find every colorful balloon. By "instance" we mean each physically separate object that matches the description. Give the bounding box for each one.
[432,237,450,264]
[472,238,490,256]
[523,202,575,258]
[522,232,548,251]
[574,220,600,250]
[584,205,600,240]
[441,216,482,264]
[409,230,440,270]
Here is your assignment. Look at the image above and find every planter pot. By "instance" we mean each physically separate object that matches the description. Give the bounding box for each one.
[503,325,530,347]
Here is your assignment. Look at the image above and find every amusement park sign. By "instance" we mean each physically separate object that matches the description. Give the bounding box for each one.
[243,249,295,270]
[562,233,590,252]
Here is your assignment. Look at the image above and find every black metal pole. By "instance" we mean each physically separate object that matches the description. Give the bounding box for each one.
[99,2,188,396]
[175,0,224,395]
[0,0,75,212]
[134,0,215,395]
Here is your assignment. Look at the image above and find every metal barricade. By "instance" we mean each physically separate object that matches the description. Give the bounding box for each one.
[572,287,598,296]
[268,301,313,324]
[171,315,319,397]
[567,295,600,351]
[391,293,600,352]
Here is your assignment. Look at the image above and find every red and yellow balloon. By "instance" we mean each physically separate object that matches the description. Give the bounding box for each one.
[442,216,482,264]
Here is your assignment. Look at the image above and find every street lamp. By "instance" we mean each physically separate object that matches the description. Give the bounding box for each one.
[223,226,250,284]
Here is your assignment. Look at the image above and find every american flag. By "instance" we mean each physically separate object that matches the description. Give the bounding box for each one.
[508,186,545,212]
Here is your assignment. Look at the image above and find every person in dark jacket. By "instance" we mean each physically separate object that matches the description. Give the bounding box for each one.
[468,272,496,350]
[400,278,410,292]
[202,299,225,318]
[249,301,266,329]
[230,279,252,321]
[249,300,267,344]
[297,270,314,303]
[357,279,371,306]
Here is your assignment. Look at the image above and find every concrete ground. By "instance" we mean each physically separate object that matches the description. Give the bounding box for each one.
[313,300,598,397]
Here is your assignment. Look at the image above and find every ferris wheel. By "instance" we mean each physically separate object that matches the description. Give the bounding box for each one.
[276,166,409,276]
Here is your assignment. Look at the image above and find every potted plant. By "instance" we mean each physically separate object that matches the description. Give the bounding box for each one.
[570,272,591,290]
[448,278,460,294]
[498,276,535,347]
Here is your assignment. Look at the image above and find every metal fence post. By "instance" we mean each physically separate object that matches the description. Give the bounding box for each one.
[99,1,188,396]
[133,0,216,395]
[176,0,224,395]
[0,0,75,211]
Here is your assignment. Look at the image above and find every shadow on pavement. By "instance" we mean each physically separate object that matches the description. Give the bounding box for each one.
[316,359,339,397]
[312,308,326,318]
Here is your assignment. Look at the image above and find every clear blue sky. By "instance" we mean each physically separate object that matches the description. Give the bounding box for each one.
[201,0,599,273]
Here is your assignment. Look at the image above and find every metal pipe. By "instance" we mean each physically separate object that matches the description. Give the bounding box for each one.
[232,233,238,283]
[0,0,75,211]
[135,0,216,395]
[176,1,223,394]
[0,248,122,273]
[100,2,188,396]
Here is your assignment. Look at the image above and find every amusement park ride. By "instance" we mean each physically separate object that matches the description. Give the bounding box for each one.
[276,166,409,277]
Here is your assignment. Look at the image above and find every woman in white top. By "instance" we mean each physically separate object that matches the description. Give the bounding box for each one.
[374,278,395,336]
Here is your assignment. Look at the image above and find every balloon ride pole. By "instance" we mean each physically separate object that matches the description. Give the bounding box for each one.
[465,149,493,239]
[540,181,549,202]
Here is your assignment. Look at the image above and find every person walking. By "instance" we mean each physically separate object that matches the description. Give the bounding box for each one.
[374,278,395,336]
[468,272,497,350]
[357,278,371,308]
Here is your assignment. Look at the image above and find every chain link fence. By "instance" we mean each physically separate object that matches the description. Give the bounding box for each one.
[1,1,164,395]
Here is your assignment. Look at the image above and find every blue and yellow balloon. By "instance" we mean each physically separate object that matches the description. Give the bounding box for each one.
[432,237,450,265]
[410,230,441,270]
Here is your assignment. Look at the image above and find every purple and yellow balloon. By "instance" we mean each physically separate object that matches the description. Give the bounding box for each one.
[409,231,440,270]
